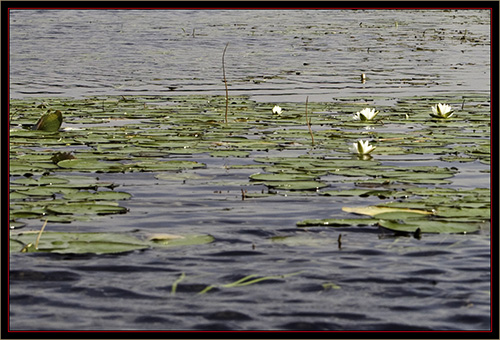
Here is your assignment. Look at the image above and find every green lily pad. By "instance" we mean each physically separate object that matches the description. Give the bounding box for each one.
[378,219,480,234]
[10,231,214,254]
[297,218,378,227]
[433,207,490,219]
[10,94,491,234]
[9,162,54,176]
[44,175,116,189]
[14,186,79,197]
[265,180,328,191]
[10,192,29,200]
[57,159,125,172]
[249,173,317,182]
[34,110,63,131]
[373,211,436,220]
[343,206,433,217]
[11,176,70,186]
[148,233,215,248]
[11,231,146,254]
[46,202,128,215]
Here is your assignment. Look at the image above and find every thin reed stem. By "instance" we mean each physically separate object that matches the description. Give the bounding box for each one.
[305,96,314,145]
[35,218,49,249]
[222,43,229,124]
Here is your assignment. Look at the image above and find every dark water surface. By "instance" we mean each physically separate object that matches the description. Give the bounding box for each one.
[9,9,491,331]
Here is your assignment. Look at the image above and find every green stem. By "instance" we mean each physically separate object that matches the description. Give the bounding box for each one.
[222,43,229,124]
[305,96,314,145]
[171,272,186,295]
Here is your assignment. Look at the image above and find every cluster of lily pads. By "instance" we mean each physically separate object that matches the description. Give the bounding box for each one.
[348,103,454,157]
[9,93,490,253]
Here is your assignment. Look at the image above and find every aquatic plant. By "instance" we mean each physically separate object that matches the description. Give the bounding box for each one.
[34,110,63,131]
[272,105,282,115]
[198,271,302,295]
[222,43,229,123]
[305,96,314,145]
[430,103,454,119]
[11,225,214,254]
[50,151,75,164]
[8,94,490,236]
[353,107,378,121]
[349,139,376,155]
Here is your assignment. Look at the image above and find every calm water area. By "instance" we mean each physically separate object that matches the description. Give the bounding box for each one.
[9,9,492,331]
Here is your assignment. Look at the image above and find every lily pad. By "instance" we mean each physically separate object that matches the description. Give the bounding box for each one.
[342,206,433,217]
[46,202,128,215]
[57,159,125,172]
[249,173,317,182]
[297,218,378,227]
[34,110,63,131]
[148,234,215,248]
[265,180,328,191]
[10,94,491,235]
[10,231,214,254]
[13,186,79,197]
[11,176,70,186]
[378,220,480,234]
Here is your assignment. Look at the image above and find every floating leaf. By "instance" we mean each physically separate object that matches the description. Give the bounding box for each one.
[249,173,317,182]
[57,159,125,172]
[46,202,128,215]
[265,180,328,191]
[342,206,433,217]
[10,94,490,234]
[11,231,147,254]
[372,211,436,220]
[11,176,70,186]
[433,206,490,219]
[297,218,377,227]
[378,219,480,234]
[14,186,79,197]
[149,234,215,248]
[10,231,214,254]
[34,110,63,131]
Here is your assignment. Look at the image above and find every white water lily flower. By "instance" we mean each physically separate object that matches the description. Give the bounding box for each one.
[272,105,283,115]
[353,108,379,121]
[350,139,376,155]
[430,103,454,119]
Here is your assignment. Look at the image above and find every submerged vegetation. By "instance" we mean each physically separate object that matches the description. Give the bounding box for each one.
[9,92,490,253]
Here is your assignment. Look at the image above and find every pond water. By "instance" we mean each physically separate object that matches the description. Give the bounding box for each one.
[8,9,492,332]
